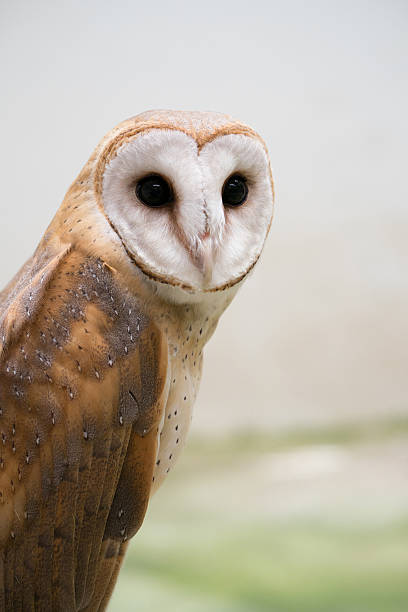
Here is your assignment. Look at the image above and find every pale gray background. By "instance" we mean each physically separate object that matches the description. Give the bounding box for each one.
[1,0,407,432]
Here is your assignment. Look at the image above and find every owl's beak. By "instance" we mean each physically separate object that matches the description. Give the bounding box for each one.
[196,232,213,287]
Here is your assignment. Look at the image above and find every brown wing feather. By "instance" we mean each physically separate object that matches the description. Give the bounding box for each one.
[0,246,169,610]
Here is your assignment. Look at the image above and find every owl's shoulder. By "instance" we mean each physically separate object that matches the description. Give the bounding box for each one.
[0,241,170,435]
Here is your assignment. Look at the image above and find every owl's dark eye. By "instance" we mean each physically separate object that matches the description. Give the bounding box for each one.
[136,174,173,207]
[222,174,248,207]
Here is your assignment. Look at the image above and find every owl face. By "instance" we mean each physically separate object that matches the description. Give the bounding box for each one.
[97,111,274,297]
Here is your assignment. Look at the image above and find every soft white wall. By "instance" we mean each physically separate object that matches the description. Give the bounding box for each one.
[1,0,407,431]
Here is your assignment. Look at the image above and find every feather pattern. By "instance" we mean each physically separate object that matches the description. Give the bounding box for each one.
[0,245,168,609]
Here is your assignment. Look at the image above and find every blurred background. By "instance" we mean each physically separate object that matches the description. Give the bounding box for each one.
[1,1,407,610]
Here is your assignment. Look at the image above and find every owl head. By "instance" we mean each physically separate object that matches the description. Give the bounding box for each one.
[57,110,274,303]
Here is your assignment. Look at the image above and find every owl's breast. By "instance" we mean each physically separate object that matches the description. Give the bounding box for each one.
[151,326,205,493]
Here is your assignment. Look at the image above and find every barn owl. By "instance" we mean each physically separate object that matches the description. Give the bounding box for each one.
[0,110,274,610]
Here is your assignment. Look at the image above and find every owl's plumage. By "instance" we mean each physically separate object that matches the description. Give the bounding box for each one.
[0,110,274,609]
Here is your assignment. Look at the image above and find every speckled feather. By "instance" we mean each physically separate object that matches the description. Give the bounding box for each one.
[0,247,170,609]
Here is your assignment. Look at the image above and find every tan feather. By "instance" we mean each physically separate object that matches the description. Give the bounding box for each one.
[0,245,168,608]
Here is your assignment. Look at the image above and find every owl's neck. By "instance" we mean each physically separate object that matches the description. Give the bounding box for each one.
[152,281,238,347]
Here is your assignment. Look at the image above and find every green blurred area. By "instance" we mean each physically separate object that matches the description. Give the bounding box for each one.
[110,420,408,612]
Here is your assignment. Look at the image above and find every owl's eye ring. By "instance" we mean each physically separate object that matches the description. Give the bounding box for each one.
[136,174,173,208]
[222,174,248,207]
